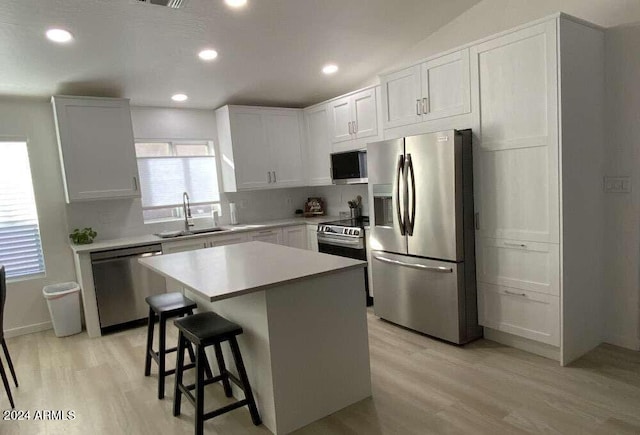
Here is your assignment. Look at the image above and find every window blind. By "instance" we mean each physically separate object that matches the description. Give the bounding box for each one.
[0,142,46,279]
[137,156,220,209]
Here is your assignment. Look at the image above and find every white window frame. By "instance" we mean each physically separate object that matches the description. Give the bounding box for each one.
[134,139,221,224]
[0,138,46,281]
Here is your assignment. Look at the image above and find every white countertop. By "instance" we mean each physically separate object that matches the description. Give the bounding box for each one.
[70,215,337,254]
[138,241,366,302]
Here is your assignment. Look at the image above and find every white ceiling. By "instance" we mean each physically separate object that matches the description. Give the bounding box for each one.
[0,0,480,108]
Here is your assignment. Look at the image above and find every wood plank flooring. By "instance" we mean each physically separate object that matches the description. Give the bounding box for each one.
[1,310,639,434]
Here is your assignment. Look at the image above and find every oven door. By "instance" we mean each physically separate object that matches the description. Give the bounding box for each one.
[318,235,371,305]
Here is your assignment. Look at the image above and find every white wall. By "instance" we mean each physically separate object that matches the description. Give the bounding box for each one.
[382,0,640,350]
[0,98,76,336]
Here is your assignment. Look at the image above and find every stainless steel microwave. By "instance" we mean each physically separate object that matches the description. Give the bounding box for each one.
[330,150,367,184]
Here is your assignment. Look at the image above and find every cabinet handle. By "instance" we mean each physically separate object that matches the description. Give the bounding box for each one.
[348,121,353,135]
[353,121,357,134]
[422,97,429,114]
[272,171,277,183]
[504,242,527,248]
[268,172,272,183]
[416,99,422,116]
[474,212,480,230]
[258,230,272,234]
[132,176,138,191]
[504,289,528,298]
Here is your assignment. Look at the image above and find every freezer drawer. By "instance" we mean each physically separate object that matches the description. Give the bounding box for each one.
[372,251,466,343]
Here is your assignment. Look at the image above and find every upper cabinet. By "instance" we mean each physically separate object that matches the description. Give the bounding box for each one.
[327,86,382,153]
[380,49,471,130]
[52,96,141,203]
[303,104,332,186]
[216,105,305,192]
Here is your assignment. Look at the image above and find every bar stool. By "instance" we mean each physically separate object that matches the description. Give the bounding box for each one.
[144,292,212,399]
[173,311,261,435]
[0,266,18,409]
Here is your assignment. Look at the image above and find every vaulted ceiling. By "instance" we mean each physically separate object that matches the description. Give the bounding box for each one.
[0,0,481,108]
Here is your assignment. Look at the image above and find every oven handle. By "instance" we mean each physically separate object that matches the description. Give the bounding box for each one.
[373,255,453,273]
[317,233,365,248]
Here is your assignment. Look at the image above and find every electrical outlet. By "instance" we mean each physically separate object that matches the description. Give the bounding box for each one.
[285,196,293,207]
[604,176,631,193]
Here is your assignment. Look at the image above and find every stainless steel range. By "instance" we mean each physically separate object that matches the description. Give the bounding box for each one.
[317,217,372,306]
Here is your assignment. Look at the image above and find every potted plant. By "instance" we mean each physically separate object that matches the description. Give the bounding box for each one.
[69,228,97,245]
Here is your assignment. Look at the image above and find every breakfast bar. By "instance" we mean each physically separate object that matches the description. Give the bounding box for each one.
[138,241,371,435]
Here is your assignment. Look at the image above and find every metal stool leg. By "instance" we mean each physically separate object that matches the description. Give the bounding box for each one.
[213,342,232,397]
[0,357,14,409]
[144,307,155,377]
[229,337,261,425]
[2,339,18,388]
[173,332,186,417]
[158,314,167,399]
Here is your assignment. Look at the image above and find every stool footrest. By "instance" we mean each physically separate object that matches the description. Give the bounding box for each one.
[203,400,249,421]
[164,363,195,377]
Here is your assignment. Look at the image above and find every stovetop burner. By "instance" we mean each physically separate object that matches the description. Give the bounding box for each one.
[322,216,369,228]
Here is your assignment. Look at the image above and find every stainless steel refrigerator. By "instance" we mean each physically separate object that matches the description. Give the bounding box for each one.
[368,129,482,344]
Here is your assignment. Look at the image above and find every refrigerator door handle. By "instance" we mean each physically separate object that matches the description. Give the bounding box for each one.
[406,153,416,236]
[373,255,453,273]
[396,154,406,236]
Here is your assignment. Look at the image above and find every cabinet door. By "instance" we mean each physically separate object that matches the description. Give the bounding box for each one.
[380,65,421,129]
[162,239,208,254]
[304,105,332,186]
[328,96,353,143]
[52,96,140,202]
[249,229,284,245]
[421,49,471,121]
[265,111,305,187]
[229,109,271,190]
[352,88,378,139]
[209,233,248,247]
[283,226,308,250]
[471,21,559,243]
[306,225,319,252]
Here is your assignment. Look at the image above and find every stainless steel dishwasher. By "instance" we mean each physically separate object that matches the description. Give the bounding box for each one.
[91,244,166,331]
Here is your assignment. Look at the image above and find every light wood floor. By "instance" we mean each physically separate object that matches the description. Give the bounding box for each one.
[2,311,640,434]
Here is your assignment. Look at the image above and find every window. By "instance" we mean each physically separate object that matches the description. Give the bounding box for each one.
[0,141,45,279]
[135,141,221,223]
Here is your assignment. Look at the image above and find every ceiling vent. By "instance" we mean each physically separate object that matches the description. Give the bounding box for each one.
[136,0,188,9]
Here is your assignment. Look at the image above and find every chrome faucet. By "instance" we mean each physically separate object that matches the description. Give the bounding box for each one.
[182,191,194,233]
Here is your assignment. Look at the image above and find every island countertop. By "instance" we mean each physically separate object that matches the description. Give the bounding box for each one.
[139,241,366,302]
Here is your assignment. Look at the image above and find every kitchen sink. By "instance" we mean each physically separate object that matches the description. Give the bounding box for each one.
[155,227,226,239]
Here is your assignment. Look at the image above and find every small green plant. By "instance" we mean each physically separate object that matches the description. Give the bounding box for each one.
[69,228,97,245]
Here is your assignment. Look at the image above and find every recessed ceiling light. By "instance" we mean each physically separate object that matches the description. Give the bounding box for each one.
[171,93,188,102]
[198,49,218,61]
[322,64,339,75]
[225,0,247,8]
[46,28,73,44]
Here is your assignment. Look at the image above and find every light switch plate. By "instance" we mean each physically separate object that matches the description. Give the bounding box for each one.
[604,176,631,193]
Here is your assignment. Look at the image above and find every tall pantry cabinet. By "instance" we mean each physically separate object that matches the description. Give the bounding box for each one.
[470,16,605,365]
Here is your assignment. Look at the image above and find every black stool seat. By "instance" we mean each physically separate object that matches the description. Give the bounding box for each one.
[146,292,197,315]
[174,311,242,345]
[173,311,261,435]
[144,292,211,400]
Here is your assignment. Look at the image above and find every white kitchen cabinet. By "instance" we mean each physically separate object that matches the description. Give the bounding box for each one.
[216,105,305,192]
[209,233,249,247]
[282,225,308,250]
[52,96,140,203]
[248,228,284,245]
[471,22,559,244]
[303,104,332,186]
[306,225,319,252]
[380,49,470,130]
[364,227,374,298]
[162,239,208,254]
[327,86,381,152]
[478,283,560,346]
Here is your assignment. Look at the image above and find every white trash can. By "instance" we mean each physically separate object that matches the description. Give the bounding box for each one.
[43,282,82,337]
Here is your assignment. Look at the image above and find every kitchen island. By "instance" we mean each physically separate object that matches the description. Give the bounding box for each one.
[139,241,371,435]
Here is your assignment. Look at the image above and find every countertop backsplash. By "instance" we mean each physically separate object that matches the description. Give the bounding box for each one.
[65,184,366,241]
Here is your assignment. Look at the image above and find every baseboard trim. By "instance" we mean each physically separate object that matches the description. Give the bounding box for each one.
[4,321,53,338]
[484,327,560,361]
[604,334,640,351]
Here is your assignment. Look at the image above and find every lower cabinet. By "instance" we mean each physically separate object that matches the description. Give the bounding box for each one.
[209,233,248,247]
[306,225,319,252]
[248,228,284,245]
[478,283,560,346]
[162,239,207,254]
[282,226,308,250]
